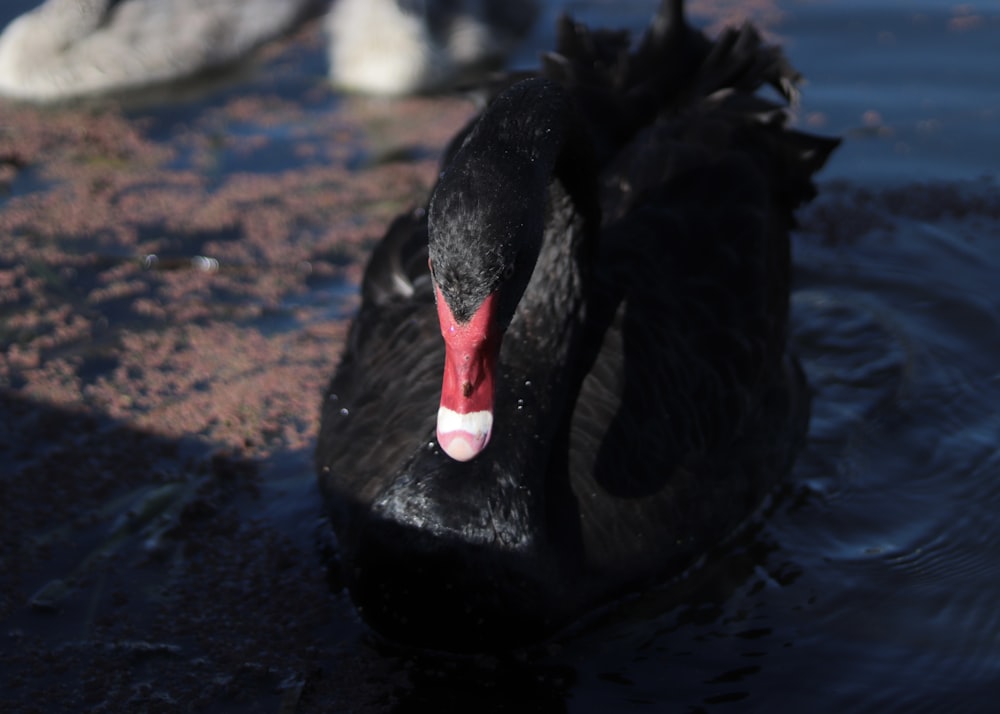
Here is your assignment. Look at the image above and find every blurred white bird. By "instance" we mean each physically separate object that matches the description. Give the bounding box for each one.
[326,0,538,95]
[0,0,320,102]
[0,0,540,103]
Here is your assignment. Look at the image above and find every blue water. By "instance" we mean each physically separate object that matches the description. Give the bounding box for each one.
[2,1,999,711]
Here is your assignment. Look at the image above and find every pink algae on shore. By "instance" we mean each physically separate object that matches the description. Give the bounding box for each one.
[0,75,474,453]
[0,17,475,711]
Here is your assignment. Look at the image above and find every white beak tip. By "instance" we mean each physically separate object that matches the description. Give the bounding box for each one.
[436,406,492,462]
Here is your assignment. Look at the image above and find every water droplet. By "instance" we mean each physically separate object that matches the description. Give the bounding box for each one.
[192,255,219,273]
[339,408,349,416]
[524,380,532,388]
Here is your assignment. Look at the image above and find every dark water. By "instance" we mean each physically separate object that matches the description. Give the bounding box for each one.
[3,1,1000,711]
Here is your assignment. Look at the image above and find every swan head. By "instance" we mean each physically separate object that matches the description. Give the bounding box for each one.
[428,228,521,462]
[427,106,549,461]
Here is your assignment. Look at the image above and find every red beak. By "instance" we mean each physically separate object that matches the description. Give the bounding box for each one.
[434,284,500,461]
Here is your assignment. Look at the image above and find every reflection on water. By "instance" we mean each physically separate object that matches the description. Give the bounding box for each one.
[781,0,1000,182]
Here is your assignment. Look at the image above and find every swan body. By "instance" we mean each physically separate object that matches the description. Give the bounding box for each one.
[317,0,838,650]
[0,0,319,102]
[326,0,538,95]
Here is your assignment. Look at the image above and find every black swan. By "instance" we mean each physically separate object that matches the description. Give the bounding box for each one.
[317,0,838,650]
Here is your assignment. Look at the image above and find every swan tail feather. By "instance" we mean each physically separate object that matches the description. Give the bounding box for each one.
[542,0,823,141]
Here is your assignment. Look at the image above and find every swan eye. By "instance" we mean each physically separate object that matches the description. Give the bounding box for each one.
[502,261,515,280]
